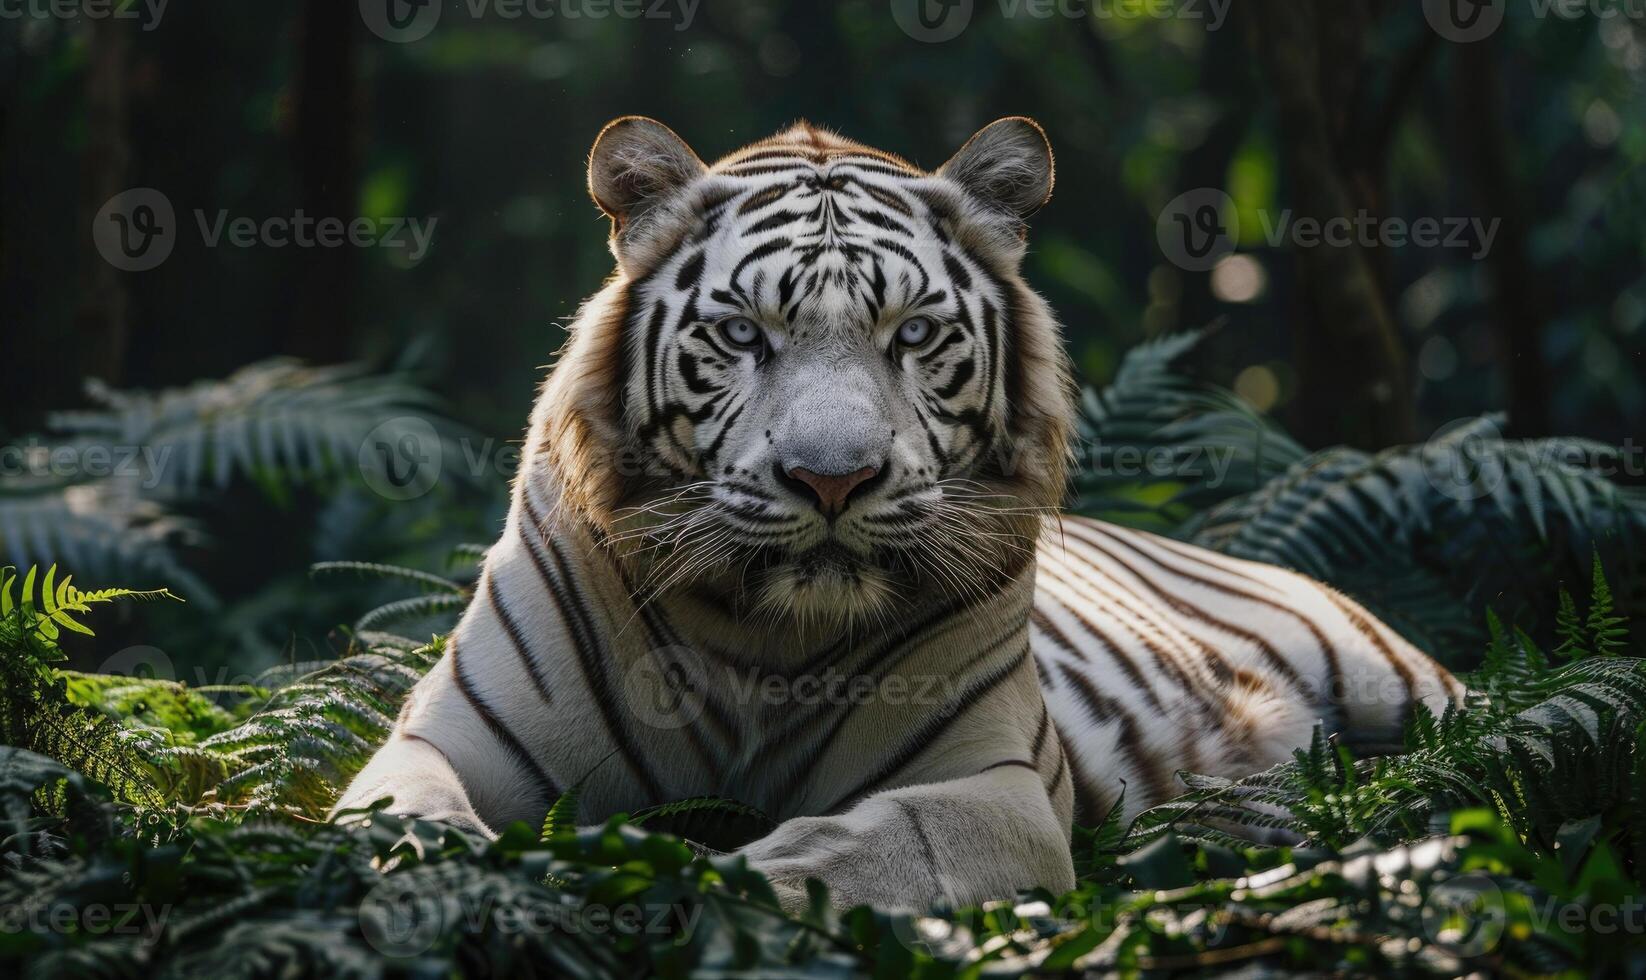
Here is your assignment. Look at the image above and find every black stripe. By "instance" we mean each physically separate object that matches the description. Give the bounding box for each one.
[1076,524,1316,694]
[822,646,1030,814]
[729,236,792,289]
[980,759,1038,776]
[674,250,705,290]
[449,638,560,800]
[1056,662,1176,806]
[642,299,669,416]
[485,571,554,705]
[932,357,975,400]
[519,491,667,802]
[941,251,973,291]
[1030,701,1053,763]
[1045,543,1231,723]
[1032,598,1167,716]
[893,800,943,894]
[1324,590,1417,721]
[736,184,789,215]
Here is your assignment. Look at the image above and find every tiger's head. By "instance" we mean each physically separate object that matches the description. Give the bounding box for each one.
[537,117,1074,629]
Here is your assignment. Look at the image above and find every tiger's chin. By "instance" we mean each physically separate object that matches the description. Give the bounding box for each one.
[747,544,905,631]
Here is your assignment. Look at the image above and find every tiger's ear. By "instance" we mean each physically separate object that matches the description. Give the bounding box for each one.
[587,116,706,229]
[938,117,1055,221]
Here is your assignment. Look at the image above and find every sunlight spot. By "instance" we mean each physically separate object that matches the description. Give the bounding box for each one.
[1210,254,1266,304]
[1233,365,1280,412]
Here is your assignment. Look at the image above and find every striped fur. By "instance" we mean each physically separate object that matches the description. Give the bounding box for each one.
[336,119,1462,912]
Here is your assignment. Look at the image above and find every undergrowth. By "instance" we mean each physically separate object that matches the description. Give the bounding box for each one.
[1,557,1643,977]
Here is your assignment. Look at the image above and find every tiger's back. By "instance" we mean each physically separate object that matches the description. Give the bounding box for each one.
[1034,516,1462,821]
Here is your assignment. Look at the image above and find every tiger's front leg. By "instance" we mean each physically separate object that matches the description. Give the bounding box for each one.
[333,729,494,837]
[738,765,1076,913]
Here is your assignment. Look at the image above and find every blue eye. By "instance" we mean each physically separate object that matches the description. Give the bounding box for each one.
[896,317,935,348]
[719,316,764,349]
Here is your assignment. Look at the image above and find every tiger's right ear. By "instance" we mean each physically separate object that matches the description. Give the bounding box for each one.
[587,116,706,231]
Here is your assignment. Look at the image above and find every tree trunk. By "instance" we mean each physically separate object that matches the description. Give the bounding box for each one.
[290,0,359,364]
[1454,42,1550,436]
[75,16,132,388]
[1242,0,1417,449]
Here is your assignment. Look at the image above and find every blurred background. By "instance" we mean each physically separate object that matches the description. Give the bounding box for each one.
[1,0,1643,678]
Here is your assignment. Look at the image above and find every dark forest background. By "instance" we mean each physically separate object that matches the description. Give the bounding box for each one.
[1,0,1643,676]
[6,1,1643,441]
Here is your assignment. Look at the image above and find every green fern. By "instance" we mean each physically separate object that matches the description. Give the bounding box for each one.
[310,560,467,595]
[1586,552,1629,657]
[1074,331,1646,664]
[1555,586,1586,661]
[1074,327,1306,523]
[46,359,465,495]
[540,784,583,843]
[0,564,180,640]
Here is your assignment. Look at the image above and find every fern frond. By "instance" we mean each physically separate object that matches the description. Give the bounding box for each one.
[1074,329,1307,522]
[1585,552,1628,657]
[1,564,180,640]
[355,593,469,633]
[310,560,467,594]
[540,784,583,843]
[47,358,469,496]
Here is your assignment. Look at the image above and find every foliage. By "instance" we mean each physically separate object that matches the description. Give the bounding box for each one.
[0,360,483,625]
[2,560,1644,977]
[1077,330,1646,664]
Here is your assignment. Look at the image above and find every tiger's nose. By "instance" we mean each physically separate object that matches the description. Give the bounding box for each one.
[781,464,881,518]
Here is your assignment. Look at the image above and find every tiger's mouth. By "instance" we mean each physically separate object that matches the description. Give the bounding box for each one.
[787,541,876,576]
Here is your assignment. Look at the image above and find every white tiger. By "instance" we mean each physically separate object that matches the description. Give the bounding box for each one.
[336,117,1463,911]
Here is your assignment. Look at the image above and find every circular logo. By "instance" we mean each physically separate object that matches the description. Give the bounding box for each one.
[1422,0,1508,43]
[889,0,974,43]
[1421,873,1506,957]
[360,876,447,958]
[621,645,709,731]
[360,0,443,43]
[92,188,176,272]
[95,645,177,682]
[1421,416,1507,504]
[1157,188,1238,273]
[359,417,443,501]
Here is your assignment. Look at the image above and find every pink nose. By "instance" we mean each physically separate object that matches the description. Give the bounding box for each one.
[785,465,879,517]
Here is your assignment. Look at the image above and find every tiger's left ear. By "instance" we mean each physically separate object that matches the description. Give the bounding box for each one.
[587,116,707,230]
[938,117,1055,221]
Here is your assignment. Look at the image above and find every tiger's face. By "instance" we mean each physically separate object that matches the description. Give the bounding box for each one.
[542,118,1073,629]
